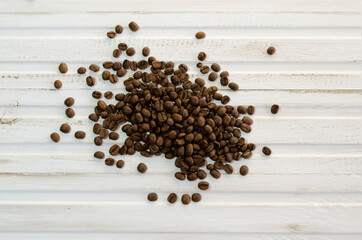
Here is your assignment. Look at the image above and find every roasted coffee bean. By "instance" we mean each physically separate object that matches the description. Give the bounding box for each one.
[94,136,103,146]
[196,62,203,68]
[195,31,206,39]
[109,144,120,155]
[175,172,186,181]
[242,116,253,125]
[113,49,121,58]
[211,63,220,72]
[208,72,217,82]
[247,105,255,115]
[86,76,96,87]
[197,169,207,179]
[178,64,188,73]
[64,97,74,107]
[107,31,116,38]
[50,132,60,143]
[117,69,127,77]
[115,25,123,34]
[220,76,229,86]
[118,43,128,51]
[65,108,75,118]
[220,71,229,78]
[89,64,100,72]
[104,91,113,99]
[142,47,150,57]
[94,151,105,159]
[99,129,109,139]
[77,67,86,74]
[187,172,197,181]
[248,143,256,151]
[109,74,118,84]
[60,123,71,133]
[105,158,115,166]
[103,61,113,69]
[137,163,147,173]
[58,63,68,73]
[240,165,249,176]
[109,132,119,140]
[228,82,239,91]
[206,164,214,170]
[198,52,207,61]
[191,193,202,202]
[198,181,209,190]
[116,160,125,168]
[167,193,177,204]
[267,46,276,55]
[129,21,139,32]
[92,91,102,99]
[74,131,86,139]
[221,95,230,104]
[200,65,210,74]
[195,78,205,86]
[237,105,247,114]
[93,123,102,134]
[126,47,135,56]
[262,146,272,156]
[181,194,191,204]
[210,169,220,179]
[271,104,279,114]
[54,80,62,89]
[223,164,233,174]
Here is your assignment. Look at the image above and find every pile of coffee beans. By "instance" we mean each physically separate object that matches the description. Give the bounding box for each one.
[50,21,277,204]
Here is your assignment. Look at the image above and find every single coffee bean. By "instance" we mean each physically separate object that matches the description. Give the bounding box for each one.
[237,105,247,114]
[109,132,119,140]
[109,144,120,155]
[248,143,256,151]
[117,69,127,77]
[113,49,121,58]
[93,123,102,134]
[92,91,102,99]
[50,132,60,143]
[200,65,210,74]
[54,80,62,89]
[208,72,217,82]
[103,61,113,69]
[181,194,191,205]
[94,151,105,159]
[104,91,113,99]
[211,63,220,72]
[197,169,207,179]
[77,67,86,74]
[74,131,86,139]
[142,47,150,57]
[242,116,253,125]
[221,95,230,104]
[58,63,68,73]
[220,76,229,86]
[198,52,207,61]
[65,108,75,118]
[126,47,135,56]
[175,172,186,180]
[210,169,220,179]
[228,82,239,91]
[105,158,115,166]
[220,71,229,78]
[89,64,100,72]
[247,105,255,115]
[115,25,123,34]
[223,164,233,174]
[118,43,128,51]
[267,46,276,55]
[262,146,272,156]
[107,31,116,38]
[192,193,202,202]
[129,21,139,32]
[196,62,203,68]
[206,164,214,170]
[198,181,209,190]
[137,163,147,173]
[147,192,158,202]
[271,104,279,114]
[94,136,103,146]
[59,123,71,133]
[116,160,125,168]
[195,31,206,39]
[99,129,109,139]
[86,76,96,87]
[240,165,249,176]
[167,193,178,204]
[64,97,74,107]
[187,172,197,181]
[195,78,205,86]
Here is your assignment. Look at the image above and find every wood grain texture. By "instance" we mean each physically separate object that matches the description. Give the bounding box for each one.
[0,0,361,239]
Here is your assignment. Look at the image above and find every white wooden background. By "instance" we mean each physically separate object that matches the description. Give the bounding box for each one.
[0,0,361,239]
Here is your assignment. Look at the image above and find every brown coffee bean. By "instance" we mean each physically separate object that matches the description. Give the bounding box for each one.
[221,95,230,104]
[115,25,123,34]
[109,74,118,84]
[94,136,103,146]
[147,192,158,202]
[99,129,109,139]
[242,116,253,125]
[196,62,203,68]
[198,181,209,190]
[60,123,71,133]
[50,132,60,143]
[137,163,147,173]
[109,132,119,140]
[208,72,217,82]
[195,78,205,86]
[195,31,206,39]
[89,64,100,72]
[107,31,116,38]
[126,47,135,56]
[86,76,96,87]
[118,43,128,51]
[105,158,115,166]
[94,151,105,159]
[109,144,120,155]
[228,82,239,91]
[93,123,102,134]
[54,80,62,89]
[92,91,102,99]
[223,164,233,174]
[267,46,276,55]
[220,71,229,78]
[74,131,85,139]
[181,194,191,205]
[77,67,86,74]
[210,169,220,179]
[117,69,127,77]
[142,47,150,57]
[65,108,75,118]
[191,193,202,202]
[104,91,113,99]
[197,169,207,179]
[64,97,74,107]
[211,63,220,72]
[240,165,249,176]
[129,21,139,32]
[247,105,255,115]
[167,193,178,204]
[200,65,210,74]
[206,164,214,170]
[262,146,272,156]
[271,104,279,114]
[113,49,121,58]
[198,52,207,61]
[220,76,229,86]
[58,63,68,73]
[116,160,125,168]
[187,172,197,181]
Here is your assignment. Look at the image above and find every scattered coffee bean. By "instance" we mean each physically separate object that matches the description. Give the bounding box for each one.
[74,131,86,139]
[77,67,86,74]
[142,47,150,57]
[105,158,115,166]
[242,116,253,125]
[181,194,191,204]
[126,47,135,56]
[200,65,210,74]
[196,62,203,68]
[50,132,60,143]
[198,181,209,190]
[115,25,123,34]
[240,165,249,176]
[228,82,239,91]
[65,108,75,118]
[210,169,220,179]
[208,72,218,82]
[113,49,121,58]
[86,76,96,87]
[137,163,147,173]
[92,91,102,99]
[195,31,206,39]
[271,104,279,114]
[220,76,229,86]
[118,43,128,51]
[267,46,276,55]
[109,132,119,140]
[191,193,202,202]
[167,193,178,204]
[262,146,272,156]
[223,164,233,174]
[94,136,103,146]
[198,52,207,61]
[129,21,139,32]
[54,80,62,89]
[107,31,116,38]
[197,169,207,179]
[104,91,113,99]
[58,63,68,73]
[237,105,247,114]
[175,172,186,181]
[116,160,125,168]
[147,192,158,202]
[89,64,100,72]
[211,63,220,72]
[247,105,255,115]
[64,97,74,107]
[94,151,105,159]
[60,123,71,133]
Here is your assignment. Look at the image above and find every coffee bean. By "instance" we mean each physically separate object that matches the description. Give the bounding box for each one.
[242,116,253,125]
[116,160,125,168]
[178,64,188,73]
[94,136,103,146]
[129,21,139,32]
[181,194,191,204]
[77,67,86,74]
[237,105,247,114]
[221,95,230,104]
[109,132,119,140]
[117,69,127,77]
[113,49,121,58]
[142,47,150,57]
[195,31,206,39]
[195,78,205,86]
[118,43,128,51]
[206,164,214,170]
[167,193,178,204]
[109,144,120,155]
[105,158,115,166]
[240,165,249,176]
[74,131,86,139]
[126,47,135,56]
[94,151,105,159]
[208,72,217,82]
[109,74,118,84]
[197,169,207,179]
[60,123,71,133]
[271,104,279,114]
[54,80,62,89]
[64,97,74,107]
[220,76,229,86]
[187,172,197,181]
[147,192,158,202]
[262,146,272,156]
[86,76,96,87]
[198,181,209,190]
[198,52,207,61]
[220,71,229,78]
[191,193,202,202]
[228,82,239,91]
[211,63,220,72]
[115,25,123,34]
[89,64,100,72]
[247,105,255,115]
[200,65,210,74]
[104,91,113,99]
[196,62,203,68]
[92,91,102,99]
[267,46,276,55]
[107,31,116,38]
[223,164,233,174]
[65,108,75,118]
[175,172,186,181]
[58,63,68,73]
[100,129,109,139]
[50,132,60,143]
[210,169,220,179]
[137,163,147,173]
